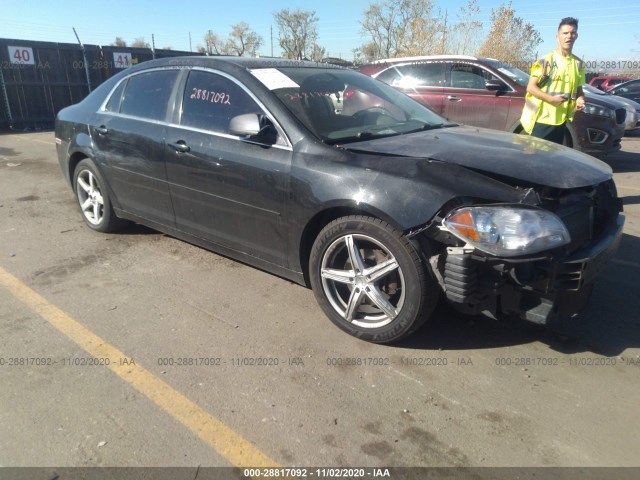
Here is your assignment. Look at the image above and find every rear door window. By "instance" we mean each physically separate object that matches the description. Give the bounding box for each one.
[120,70,179,121]
[104,79,127,113]
[377,63,444,88]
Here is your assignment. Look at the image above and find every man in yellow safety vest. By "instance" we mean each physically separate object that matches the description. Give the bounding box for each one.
[520,17,586,144]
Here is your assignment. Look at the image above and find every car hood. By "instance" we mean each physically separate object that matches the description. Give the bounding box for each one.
[342,126,612,189]
[616,96,640,110]
[585,90,631,110]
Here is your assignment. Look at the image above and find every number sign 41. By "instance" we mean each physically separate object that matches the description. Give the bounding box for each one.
[112,52,132,69]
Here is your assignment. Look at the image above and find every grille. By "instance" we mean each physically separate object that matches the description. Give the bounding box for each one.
[554,261,585,290]
[615,108,626,125]
[554,180,620,253]
[551,180,621,290]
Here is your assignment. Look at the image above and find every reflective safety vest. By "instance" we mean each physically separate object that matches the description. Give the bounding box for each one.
[521,51,585,134]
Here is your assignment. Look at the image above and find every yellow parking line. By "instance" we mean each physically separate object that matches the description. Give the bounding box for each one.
[0,266,279,469]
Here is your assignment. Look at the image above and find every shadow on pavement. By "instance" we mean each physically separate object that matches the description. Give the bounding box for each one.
[399,233,640,357]
[622,195,640,206]
[607,134,640,173]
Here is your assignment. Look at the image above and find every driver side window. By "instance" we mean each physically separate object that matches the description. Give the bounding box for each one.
[181,70,262,134]
[448,64,496,90]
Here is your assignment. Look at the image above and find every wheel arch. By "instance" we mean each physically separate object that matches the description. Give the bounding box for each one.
[72,156,128,232]
[564,122,576,149]
[298,204,408,286]
[306,213,438,343]
[68,151,90,191]
[70,154,123,212]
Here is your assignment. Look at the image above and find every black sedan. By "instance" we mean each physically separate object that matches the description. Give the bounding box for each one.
[55,56,624,343]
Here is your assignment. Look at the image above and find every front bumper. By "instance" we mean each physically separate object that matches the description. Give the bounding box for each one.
[441,215,625,324]
[570,114,624,156]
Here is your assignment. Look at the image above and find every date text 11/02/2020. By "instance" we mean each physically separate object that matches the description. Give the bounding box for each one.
[242,468,391,478]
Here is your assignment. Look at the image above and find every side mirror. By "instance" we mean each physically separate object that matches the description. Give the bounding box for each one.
[485,79,507,91]
[229,113,277,144]
[230,113,261,136]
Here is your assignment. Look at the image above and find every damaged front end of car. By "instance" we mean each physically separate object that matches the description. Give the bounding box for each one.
[342,126,625,328]
[421,179,624,325]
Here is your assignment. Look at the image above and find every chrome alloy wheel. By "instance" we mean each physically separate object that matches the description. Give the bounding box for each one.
[320,234,406,328]
[76,169,104,226]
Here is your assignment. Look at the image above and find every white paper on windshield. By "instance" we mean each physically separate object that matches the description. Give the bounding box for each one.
[250,68,299,90]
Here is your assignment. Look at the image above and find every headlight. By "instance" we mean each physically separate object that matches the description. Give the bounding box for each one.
[583,103,615,120]
[443,206,571,257]
[624,105,637,126]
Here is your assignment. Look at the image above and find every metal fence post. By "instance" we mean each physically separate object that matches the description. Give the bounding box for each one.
[0,66,14,127]
[73,27,92,93]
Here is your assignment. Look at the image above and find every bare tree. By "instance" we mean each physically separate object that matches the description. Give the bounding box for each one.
[130,37,150,48]
[274,8,321,60]
[353,43,379,64]
[359,3,390,60]
[201,30,225,55]
[402,0,444,56]
[351,47,367,65]
[226,22,263,57]
[360,0,444,60]
[478,1,542,66]
[112,37,127,47]
[451,0,483,55]
[310,44,326,62]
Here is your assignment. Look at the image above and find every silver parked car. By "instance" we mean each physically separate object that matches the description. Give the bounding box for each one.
[584,84,640,133]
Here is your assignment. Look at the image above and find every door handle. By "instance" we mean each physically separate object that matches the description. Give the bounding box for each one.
[169,141,190,153]
[95,125,109,135]
[446,96,461,102]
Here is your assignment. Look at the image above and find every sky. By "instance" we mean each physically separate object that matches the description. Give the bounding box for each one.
[1,0,639,68]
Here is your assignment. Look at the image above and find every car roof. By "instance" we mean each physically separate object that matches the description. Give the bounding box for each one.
[126,55,346,73]
[367,55,510,70]
[372,54,479,64]
[592,76,631,80]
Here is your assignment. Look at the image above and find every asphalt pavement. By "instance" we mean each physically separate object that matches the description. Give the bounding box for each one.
[1,131,639,475]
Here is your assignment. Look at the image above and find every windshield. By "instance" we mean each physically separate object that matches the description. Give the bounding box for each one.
[493,63,530,87]
[583,84,606,95]
[481,59,529,86]
[251,67,449,144]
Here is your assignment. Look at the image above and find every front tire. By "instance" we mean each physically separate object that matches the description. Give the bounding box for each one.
[73,158,128,233]
[309,216,438,343]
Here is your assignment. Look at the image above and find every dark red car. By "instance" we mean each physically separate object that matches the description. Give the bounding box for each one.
[358,55,625,156]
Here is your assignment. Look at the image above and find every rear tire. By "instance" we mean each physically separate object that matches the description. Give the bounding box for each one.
[73,158,128,233]
[309,215,438,343]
